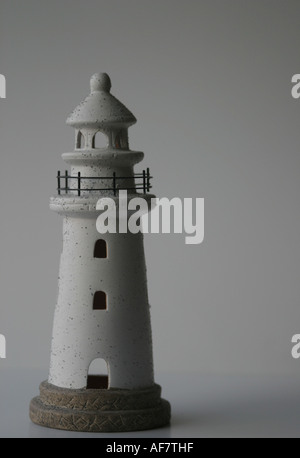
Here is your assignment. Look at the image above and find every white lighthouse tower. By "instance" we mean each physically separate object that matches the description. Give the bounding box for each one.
[30,73,171,432]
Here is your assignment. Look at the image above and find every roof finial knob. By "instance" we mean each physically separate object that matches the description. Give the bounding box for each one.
[90,73,111,93]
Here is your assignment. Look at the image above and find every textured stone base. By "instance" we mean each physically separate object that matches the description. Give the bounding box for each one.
[30,381,171,433]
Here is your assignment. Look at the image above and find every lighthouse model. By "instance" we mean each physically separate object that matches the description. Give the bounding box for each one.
[30,73,171,432]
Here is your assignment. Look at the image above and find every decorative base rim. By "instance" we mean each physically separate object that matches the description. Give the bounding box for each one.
[30,381,171,433]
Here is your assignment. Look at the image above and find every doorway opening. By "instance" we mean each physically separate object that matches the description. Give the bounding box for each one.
[87,358,109,389]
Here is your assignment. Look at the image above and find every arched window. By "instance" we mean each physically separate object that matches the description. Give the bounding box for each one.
[93,291,107,310]
[115,134,121,149]
[94,239,107,259]
[92,131,109,149]
[114,131,128,150]
[76,131,85,149]
[87,358,109,389]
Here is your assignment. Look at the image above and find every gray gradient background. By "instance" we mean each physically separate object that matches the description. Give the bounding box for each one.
[1,0,300,437]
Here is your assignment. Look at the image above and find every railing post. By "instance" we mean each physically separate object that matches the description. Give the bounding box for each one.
[113,172,116,196]
[147,168,150,192]
[143,170,146,194]
[57,171,61,195]
[65,170,69,194]
[78,172,81,196]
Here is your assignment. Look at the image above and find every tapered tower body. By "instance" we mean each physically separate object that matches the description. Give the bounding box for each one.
[30,73,171,432]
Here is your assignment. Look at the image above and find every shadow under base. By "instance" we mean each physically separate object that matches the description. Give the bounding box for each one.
[30,380,171,433]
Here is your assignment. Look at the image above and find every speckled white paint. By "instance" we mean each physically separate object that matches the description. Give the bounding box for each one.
[48,74,155,390]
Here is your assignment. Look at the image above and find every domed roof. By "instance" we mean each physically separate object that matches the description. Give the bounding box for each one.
[66,73,137,129]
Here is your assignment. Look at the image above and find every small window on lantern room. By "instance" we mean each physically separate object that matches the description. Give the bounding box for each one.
[114,131,128,150]
[121,137,129,149]
[115,133,121,149]
[94,239,107,259]
[76,131,85,149]
[92,132,109,149]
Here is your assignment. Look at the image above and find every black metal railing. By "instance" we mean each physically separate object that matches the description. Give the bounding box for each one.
[57,169,152,196]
